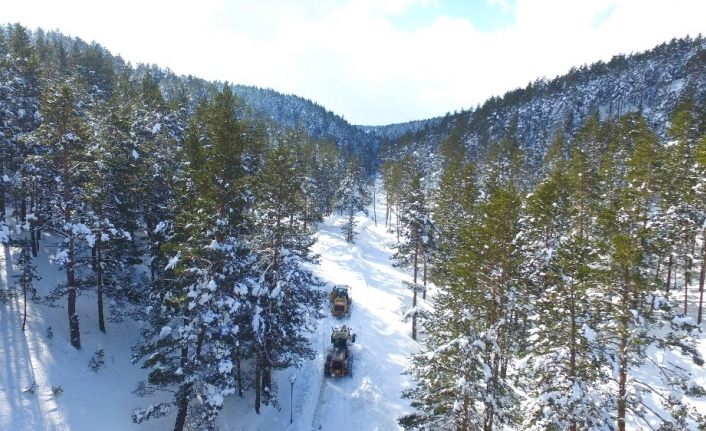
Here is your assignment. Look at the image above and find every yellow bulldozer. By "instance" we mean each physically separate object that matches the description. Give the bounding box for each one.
[329,284,352,317]
[324,325,356,377]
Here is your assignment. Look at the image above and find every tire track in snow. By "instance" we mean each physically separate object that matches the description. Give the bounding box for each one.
[309,223,372,430]
[309,220,399,430]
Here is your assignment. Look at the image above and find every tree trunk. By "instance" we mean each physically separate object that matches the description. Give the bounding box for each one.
[22,280,28,332]
[697,234,705,325]
[412,241,418,340]
[91,244,98,273]
[35,207,42,252]
[262,337,272,403]
[30,197,37,257]
[174,392,188,431]
[236,345,243,397]
[684,257,691,316]
[254,348,262,414]
[30,224,37,257]
[67,237,80,350]
[262,363,272,402]
[372,183,377,227]
[422,259,427,301]
[174,347,190,431]
[20,194,26,223]
[175,325,206,430]
[63,147,80,349]
[483,402,494,431]
[685,251,691,315]
[568,277,577,431]
[385,191,390,227]
[617,266,630,431]
[666,254,673,295]
[96,234,106,333]
[0,154,4,221]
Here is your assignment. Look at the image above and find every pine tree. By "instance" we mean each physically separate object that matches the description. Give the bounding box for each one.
[392,164,433,340]
[381,159,405,231]
[14,239,40,331]
[314,138,343,216]
[1,24,41,228]
[249,141,325,413]
[31,81,92,350]
[133,85,257,430]
[128,72,183,284]
[519,140,614,430]
[295,135,325,231]
[595,114,700,429]
[405,170,523,430]
[695,134,706,325]
[82,79,138,332]
[660,100,700,313]
[335,157,370,243]
[430,158,477,290]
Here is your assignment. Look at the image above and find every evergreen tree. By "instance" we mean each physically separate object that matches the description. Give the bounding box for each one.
[695,134,706,325]
[248,141,325,413]
[31,82,92,350]
[1,24,41,226]
[129,72,184,283]
[13,239,40,331]
[595,114,701,430]
[392,163,433,340]
[381,159,405,232]
[660,100,701,313]
[133,85,257,430]
[82,78,140,332]
[335,157,370,243]
[405,173,523,430]
[430,158,477,290]
[314,138,343,216]
[519,141,613,430]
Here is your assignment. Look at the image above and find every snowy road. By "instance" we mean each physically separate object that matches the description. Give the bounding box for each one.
[305,214,418,431]
[215,209,419,430]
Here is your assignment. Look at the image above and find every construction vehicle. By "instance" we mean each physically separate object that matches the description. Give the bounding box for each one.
[324,325,356,377]
[329,284,352,317]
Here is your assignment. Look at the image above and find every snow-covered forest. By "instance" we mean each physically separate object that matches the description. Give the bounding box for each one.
[1,23,706,430]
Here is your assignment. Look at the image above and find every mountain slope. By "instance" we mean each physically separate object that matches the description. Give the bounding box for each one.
[384,35,706,170]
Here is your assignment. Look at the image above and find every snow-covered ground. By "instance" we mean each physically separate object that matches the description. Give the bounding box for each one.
[0,207,420,430]
[0,240,173,431]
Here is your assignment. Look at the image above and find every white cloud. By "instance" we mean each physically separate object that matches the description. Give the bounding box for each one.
[3,0,706,125]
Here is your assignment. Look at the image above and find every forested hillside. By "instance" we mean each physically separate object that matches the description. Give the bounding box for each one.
[377,36,706,431]
[0,23,373,430]
[384,35,706,177]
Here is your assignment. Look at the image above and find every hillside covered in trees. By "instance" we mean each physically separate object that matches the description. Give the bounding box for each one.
[379,35,706,431]
[0,23,374,430]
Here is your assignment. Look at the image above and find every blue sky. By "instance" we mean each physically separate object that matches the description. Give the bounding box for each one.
[392,0,517,32]
[4,0,706,125]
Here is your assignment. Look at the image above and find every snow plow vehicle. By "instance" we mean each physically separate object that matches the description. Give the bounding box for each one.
[329,284,352,317]
[324,325,356,377]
